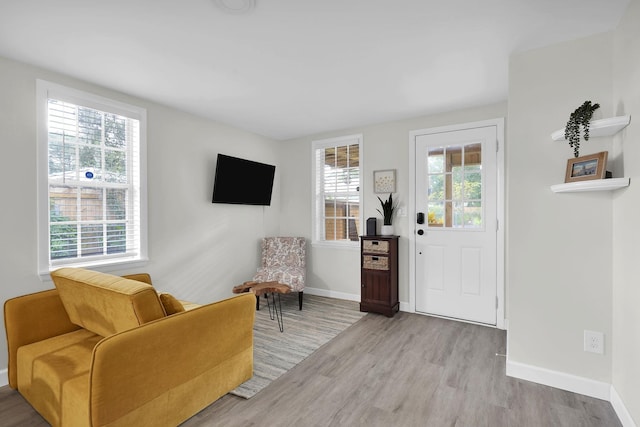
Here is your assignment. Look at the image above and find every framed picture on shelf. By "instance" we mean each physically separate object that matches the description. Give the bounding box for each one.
[564,151,608,183]
[374,169,396,193]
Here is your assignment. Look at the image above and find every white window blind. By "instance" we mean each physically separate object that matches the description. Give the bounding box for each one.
[37,80,147,273]
[312,134,362,245]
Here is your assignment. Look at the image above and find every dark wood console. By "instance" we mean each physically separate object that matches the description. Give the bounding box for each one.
[360,236,399,317]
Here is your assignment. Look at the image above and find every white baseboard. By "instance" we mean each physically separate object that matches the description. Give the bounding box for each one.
[304,287,360,302]
[0,368,8,387]
[305,288,412,314]
[611,385,638,427]
[506,360,636,427]
[506,359,611,401]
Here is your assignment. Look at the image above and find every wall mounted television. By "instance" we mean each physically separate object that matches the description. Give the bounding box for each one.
[212,154,276,206]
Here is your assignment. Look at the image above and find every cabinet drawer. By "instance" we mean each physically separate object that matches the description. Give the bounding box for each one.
[363,240,389,254]
[363,255,389,271]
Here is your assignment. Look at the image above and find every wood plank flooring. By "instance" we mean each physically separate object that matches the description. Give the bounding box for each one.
[0,311,621,426]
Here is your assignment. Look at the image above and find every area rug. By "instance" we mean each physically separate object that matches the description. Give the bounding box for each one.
[229,293,366,399]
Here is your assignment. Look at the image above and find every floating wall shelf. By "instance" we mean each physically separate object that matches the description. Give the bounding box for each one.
[551,115,631,141]
[550,178,630,193]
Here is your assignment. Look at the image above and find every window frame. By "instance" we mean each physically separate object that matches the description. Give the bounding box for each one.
[36,80,148,277]
[311,134,363,249]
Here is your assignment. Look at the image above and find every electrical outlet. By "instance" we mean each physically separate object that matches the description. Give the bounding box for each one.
[584,330,604,354]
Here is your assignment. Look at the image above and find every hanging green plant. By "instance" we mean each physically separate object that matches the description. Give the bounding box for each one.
[564,100,600,157]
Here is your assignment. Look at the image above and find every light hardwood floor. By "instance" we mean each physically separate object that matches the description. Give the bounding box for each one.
[0,311,622,426]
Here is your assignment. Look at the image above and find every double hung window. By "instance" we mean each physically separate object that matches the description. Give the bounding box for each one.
[312,135,362,246]
[37,81,147,273]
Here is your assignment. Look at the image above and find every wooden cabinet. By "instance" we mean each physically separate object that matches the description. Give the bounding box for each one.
[360,236,399,317]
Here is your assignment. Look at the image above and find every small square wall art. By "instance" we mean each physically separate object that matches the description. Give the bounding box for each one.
[374,169,396,193]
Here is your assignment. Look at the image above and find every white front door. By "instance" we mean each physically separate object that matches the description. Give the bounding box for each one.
[414,125,498,325]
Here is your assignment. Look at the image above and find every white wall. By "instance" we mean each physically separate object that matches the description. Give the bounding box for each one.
[507,7,640,421]
[612,0,640,423]
[507,32,615,383]
[0,56,280,378]
[278,103,507,304]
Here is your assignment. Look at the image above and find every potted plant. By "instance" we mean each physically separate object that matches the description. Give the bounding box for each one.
[377,193,397,235]
[564,100,600,157]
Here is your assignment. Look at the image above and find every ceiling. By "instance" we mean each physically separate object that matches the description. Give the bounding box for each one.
[0,0,630,140]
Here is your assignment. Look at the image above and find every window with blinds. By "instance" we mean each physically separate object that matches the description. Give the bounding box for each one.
[37,80,147,272]
[312,135,362,245]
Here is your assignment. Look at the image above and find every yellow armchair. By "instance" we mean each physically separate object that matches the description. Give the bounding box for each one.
[4,268,255,427]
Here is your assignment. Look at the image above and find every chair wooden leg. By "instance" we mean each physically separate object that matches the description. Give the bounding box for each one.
[298,291,303,310]
[256,295,260,311]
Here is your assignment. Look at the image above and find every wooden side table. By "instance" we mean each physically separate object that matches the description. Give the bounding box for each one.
[233,281,291,332]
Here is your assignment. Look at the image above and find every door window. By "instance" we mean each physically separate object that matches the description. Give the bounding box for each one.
[427,143,482,229]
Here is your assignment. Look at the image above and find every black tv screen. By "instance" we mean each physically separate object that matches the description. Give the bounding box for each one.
[212,154,276,206]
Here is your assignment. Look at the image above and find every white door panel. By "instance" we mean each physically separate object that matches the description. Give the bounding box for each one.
[414,125,497,325]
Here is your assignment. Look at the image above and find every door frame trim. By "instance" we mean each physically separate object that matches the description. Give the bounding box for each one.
[408,118,505,329]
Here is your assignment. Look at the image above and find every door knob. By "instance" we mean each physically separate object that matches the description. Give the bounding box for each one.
[417,229,424,235]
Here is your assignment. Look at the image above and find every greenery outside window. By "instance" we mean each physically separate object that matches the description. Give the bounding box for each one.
[37,80,147,274]
[312,134,362,246]
[427,143,483,228]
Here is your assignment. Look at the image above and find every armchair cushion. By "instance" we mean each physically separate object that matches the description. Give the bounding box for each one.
[159,293,186,315]
[253,266,305,292]
[261,237,306,269]
[51,268,166,337]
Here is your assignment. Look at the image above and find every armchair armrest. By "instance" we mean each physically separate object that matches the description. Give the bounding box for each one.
[4,289,80,388]
[88,293,255,427]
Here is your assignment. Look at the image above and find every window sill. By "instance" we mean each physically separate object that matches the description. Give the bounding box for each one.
[39,257,149,282]
[311,241,360,250]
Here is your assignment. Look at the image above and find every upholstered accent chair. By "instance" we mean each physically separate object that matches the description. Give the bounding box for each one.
[253,237,306,310]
